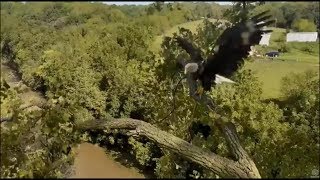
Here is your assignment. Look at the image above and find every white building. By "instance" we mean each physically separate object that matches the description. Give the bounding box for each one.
[257,21,272,46]
[259,33,272,46]
[286,32,318,42]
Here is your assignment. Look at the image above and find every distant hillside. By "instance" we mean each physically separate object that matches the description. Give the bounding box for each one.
[114,2,229,20]
[251,2,319,31]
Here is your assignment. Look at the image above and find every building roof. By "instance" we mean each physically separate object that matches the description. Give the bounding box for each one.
[259,33,271,46]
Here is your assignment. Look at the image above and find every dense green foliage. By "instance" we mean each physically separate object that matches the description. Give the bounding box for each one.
[221,1,319,32]
[252,27,319,63]
[292,19,317,32]
[223,1,319,32]
[223,2,263,23]
[0,81,81,178]
[1,2,319,179]
[251,1,319,31]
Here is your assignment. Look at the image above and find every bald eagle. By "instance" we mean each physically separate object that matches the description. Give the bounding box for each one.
[175,11,274,94]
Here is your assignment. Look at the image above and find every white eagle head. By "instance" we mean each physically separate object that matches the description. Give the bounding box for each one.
[184,63,199,74]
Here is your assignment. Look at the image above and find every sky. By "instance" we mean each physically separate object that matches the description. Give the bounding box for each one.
[102,1,232,6]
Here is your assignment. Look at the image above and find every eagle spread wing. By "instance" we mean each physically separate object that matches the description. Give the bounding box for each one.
[175,36,204,63]
[173,11,274,92]
[199,10,275,91]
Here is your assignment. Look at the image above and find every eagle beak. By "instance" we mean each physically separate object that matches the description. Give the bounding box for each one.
[215,74,235,84]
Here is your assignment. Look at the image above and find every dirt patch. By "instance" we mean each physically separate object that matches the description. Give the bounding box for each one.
[71,143,146,178]
[1,61,46,109]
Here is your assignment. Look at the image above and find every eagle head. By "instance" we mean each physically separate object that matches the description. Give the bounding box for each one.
[184,63,199,74]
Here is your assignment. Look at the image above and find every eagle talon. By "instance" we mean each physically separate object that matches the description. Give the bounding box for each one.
[195,86,204,97]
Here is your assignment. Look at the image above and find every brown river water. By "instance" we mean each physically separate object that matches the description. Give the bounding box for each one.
[71,143,145,178]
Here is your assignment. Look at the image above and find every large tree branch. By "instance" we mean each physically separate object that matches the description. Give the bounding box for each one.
[0,117,13,123]
[75,59,261,178]
[171,58,260,177]
[215,119,260,178]
[78,118,258,178]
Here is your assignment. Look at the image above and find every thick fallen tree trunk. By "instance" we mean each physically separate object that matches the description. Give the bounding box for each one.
[78,117,260,178]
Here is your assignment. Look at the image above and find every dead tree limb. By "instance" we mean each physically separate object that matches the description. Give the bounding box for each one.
[78,118,259,178]
[0,117,13,123]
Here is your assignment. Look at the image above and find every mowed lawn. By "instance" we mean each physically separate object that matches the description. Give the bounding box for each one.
[151,21,320,99]
[150,18,225,52]
[262,27,319,63]
[244,60,319,99]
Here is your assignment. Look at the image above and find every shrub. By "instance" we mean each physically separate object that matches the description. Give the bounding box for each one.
[279,43,291,53]
[292,19,317,32]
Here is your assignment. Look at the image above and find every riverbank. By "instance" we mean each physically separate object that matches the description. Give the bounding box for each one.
[1,60,146,178]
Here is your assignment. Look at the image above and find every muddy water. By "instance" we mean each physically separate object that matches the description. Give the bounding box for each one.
[71,143,145,178]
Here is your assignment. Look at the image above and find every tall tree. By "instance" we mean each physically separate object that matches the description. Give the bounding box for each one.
[224,1,264,23]
[153,1,165,12]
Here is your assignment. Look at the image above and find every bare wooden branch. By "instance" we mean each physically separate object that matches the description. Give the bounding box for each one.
[0,117,13,123]
[216,119,243,161]
[215,119,261,178]
[77,118,259,178]
[185,67,261,178]
[75,60,261,178]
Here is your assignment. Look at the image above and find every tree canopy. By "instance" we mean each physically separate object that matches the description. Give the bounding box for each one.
[1,1,319,179]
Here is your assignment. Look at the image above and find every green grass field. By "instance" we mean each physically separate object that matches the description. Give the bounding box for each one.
[244,60,319,99]
[151,23,320,99]
[150,18,224,52]
[258,27,319,63]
